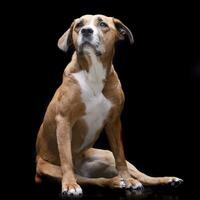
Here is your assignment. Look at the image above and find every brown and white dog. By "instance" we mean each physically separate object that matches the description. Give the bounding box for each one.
[35,14,183,197]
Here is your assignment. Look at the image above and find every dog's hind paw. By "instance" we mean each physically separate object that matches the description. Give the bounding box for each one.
[169,177,183,187]
[131,182,144,191]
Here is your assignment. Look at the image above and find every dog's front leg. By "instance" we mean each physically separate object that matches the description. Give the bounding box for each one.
[105,117,143,190]
[56,114,82,197]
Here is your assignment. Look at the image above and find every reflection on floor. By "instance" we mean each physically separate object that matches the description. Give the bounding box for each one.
[32,179,195,200]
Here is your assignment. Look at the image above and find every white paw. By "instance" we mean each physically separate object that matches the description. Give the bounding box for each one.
[169,177,183,186]
[131,182,144,191]
[119,178,126,188]
[175,178,183,182]
[62,186,83,197]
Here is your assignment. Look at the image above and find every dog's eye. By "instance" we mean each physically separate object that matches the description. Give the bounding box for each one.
[75,22,83,29]
[99,22,108,28]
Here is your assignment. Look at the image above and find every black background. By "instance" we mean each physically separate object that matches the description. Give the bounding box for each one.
[4,0,200,199]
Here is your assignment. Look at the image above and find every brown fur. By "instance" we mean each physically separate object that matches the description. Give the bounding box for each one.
[36,15,182,196]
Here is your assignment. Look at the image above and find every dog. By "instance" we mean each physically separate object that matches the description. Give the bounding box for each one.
[35,14,183,197]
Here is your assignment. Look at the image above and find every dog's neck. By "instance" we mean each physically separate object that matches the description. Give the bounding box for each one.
[75,47,115,78]
[70,47,115,95]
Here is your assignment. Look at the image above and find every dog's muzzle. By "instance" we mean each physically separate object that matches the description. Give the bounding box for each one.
[81,28,94,38]
[80,27,94,45]
[78,28,102,55]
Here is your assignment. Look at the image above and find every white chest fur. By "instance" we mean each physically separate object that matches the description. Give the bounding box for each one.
[73,51,112,151]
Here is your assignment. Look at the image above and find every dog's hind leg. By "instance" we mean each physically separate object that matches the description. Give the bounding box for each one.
[35,156,128,189]
[76,148,183,187]
[79,148,183,187]
[35,156,62,183]
[35,154,183,189]
[126,161,183,186]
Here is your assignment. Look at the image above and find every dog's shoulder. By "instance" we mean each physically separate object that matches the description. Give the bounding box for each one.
[103,66,125,114]
[52,70,84,118]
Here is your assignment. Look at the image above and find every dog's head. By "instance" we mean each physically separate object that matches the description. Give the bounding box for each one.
[58,14,133,56]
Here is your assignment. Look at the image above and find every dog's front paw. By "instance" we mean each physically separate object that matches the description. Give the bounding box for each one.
[108,176,126,189]
[119,171,143,190]
[62,183,83,198]
[124,177,143,190]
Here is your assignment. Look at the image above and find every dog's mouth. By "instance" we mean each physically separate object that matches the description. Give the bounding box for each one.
[78,41,102,56]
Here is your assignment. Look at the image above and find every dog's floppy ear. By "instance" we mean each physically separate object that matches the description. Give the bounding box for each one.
[58,21,75,52]
[113,18,134,44]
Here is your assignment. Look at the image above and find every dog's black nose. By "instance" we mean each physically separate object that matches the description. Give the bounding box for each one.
[81,28,94,37]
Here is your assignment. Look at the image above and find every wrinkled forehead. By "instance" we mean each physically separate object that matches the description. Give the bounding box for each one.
[75,14,115,29]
